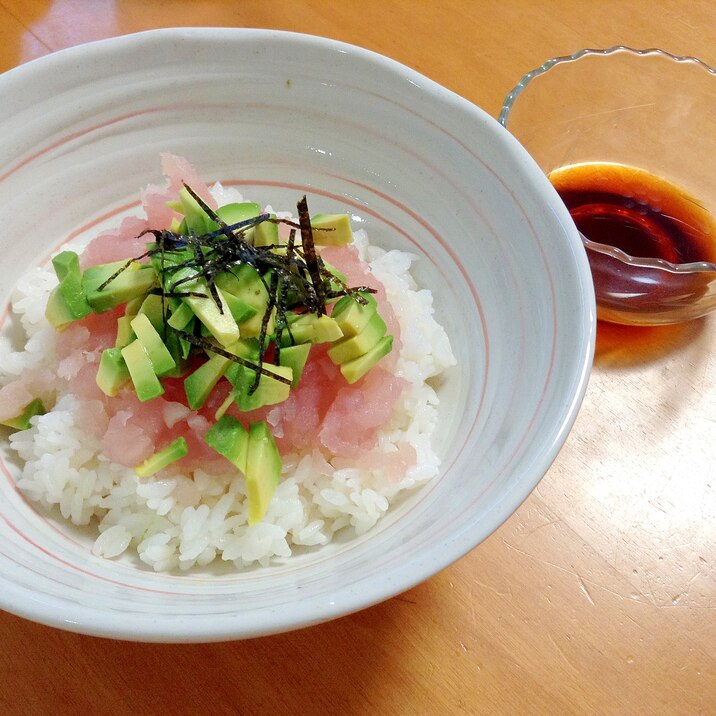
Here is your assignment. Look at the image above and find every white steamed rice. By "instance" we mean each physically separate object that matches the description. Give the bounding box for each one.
[0,187,455,572]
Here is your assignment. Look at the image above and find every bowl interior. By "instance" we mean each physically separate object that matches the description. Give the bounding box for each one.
[0,29,594,641]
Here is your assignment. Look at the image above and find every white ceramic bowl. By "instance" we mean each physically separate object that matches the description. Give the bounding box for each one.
[0,28,595,642]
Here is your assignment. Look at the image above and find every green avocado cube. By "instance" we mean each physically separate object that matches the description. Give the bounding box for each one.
[137,293,166,333]
[44,251,93,328]
[169,267,240,348]
[114,315,135,349]
[121,339,164,402]
[205,415,249,474]
[184,353,232,410]
[0,398,45,431]
[222,292,258,325]
[215,265,272,338]
[246,421,282,525]
[124,294,146,317]
[96,347,130,397]
[173,186,214,234]
[216,202,261,228]
[278,343,311,386]
[134,436,188,478]
[310,213,353,246]
[340,335,393,384]
[130,313,176,377]
[167,301,194,330]
[281,314,343,346]
[240,305,276,339]
[82,260,157,313]
[328,312,387,365]
[232,364,293,412]
[161,329,188,379]
[330,292,377,337]
[252,215,279,247]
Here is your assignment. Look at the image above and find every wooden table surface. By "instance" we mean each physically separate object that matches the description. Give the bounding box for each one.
[1,2,715,714]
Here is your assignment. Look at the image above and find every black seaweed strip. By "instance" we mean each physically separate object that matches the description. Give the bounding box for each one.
[297,196,325,315]
[175,329,292,386]
[150,289,209,299]
[96,252,151,291]
[249,270,281,395]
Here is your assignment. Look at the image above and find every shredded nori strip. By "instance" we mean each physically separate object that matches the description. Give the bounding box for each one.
[93,185,381,402]
[97,252,151,291]
[175,330,292,386]
[297,196,326,316]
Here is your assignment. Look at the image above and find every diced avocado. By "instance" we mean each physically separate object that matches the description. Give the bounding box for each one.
[246,421,282,525]
[137,293,166,333]
[114,316,135,349]
[134,436,188,478]
[121,339,164,401]
[205,415,249,473]
[162,329,188,378]
[169,267,240,348]
[0,398,45,430]
[216,265,273,338]
[130,314,176,377]
[323,262,347,300]
[173,185,214,234]
[232,364,293,412]
[252,215,279,247]
[44,251,93,328]
[240,305,276,339]
[281,314,343,346]
[178,322,194,360]
[340,335,393,384]
[330,292,377,337]
[124,295,145,317]
[184,352,231,410]
[310,213,353,246]
[45,287,83,329]
[82,260,157,313]
[223,338,262,385]
[328,312,387,364]
[96,347,130,397]
[51,251,80,281]
[222,291,258,325]
[278,342,311,386]
[167,301,194,330]
[216,264,266,307]
[216,202,261,227]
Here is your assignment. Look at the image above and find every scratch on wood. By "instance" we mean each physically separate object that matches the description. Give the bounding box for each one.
[502,539,651,605]
[576,574,595,606]
[548,634,579,676]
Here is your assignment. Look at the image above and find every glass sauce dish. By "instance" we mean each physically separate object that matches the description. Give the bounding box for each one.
[500,47,716,325]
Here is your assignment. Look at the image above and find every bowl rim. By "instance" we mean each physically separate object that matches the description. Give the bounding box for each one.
[498,45,716,127]
[0,27,596,642]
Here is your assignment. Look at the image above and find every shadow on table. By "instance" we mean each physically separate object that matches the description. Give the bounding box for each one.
[594,317,708,368]
[0,586,429,716]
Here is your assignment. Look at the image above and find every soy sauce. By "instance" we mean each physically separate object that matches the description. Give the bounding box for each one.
[549,162,716,264]
[548,162,716,324]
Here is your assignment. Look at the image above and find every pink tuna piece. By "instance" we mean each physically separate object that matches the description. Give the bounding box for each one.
[72,398,109,440]
[102,409,156,466]
[0,366,62,422]
[0,380,34,422]
[80,216,150,270]
[141,152,217,227]
[319,367,407,458]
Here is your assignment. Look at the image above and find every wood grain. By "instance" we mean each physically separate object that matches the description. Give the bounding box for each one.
[1,2,714,714]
